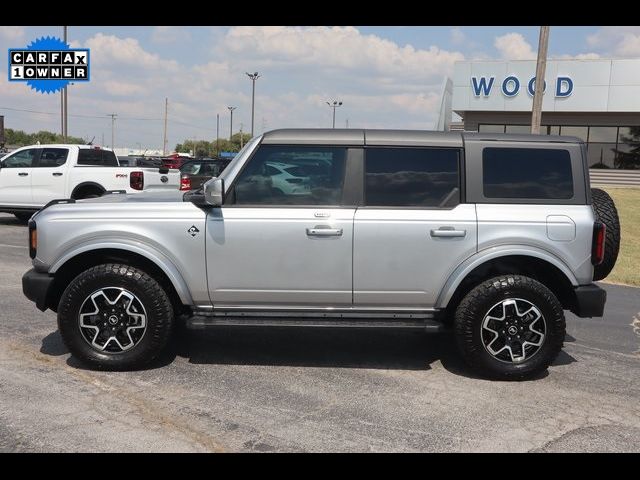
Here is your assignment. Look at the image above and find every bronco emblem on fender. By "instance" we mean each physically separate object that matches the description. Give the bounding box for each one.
[187,225,199,237]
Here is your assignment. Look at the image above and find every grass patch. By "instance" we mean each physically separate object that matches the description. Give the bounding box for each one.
[601,187,640,287]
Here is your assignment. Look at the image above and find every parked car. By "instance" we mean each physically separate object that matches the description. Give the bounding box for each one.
[162,154,193,170]
[22,129,620,379]
[179,158,231,191]
[0,144,180,221]
[117,156,163,168]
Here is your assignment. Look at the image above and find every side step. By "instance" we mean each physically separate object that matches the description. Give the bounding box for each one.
[186,316,446,331]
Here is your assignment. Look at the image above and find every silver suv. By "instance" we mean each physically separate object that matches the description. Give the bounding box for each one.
[22,129,620,379]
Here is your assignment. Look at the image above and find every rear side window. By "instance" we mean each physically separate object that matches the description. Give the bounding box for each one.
[77,149,119,166]
[37,148,68,167]
[482,147,573,199]
[365,147,460,207]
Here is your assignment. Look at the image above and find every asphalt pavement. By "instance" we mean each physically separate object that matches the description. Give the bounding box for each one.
[0,213,639,452]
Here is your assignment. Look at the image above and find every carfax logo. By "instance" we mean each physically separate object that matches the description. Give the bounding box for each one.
[8,36,90,94]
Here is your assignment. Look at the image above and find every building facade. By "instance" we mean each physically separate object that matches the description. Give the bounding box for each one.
[449,59,640,179]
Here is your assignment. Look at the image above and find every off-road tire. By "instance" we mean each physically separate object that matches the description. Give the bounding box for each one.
[454,275,565,380]
[591,188,620,281]
[57,263,174,370]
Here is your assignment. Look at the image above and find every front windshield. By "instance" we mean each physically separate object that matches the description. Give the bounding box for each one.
[218,135,262,184]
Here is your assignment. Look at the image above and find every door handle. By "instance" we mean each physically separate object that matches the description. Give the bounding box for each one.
[52,172,63,177]
[430,227,466,238]
[18,172,28,177]
[306,227,343,237]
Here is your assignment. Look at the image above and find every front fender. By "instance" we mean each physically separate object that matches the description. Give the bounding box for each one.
[435,245,579,309]
[49,239,194,305]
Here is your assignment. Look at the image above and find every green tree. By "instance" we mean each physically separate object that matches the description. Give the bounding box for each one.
[5,128,85,146]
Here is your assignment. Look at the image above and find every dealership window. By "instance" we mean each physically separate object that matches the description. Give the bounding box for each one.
[483,147,573,199]
[587,143,616,169]
[505,125,531,134]
[559,126,588,142]
[476,124,640,170]
[589,127,617,143]
[478,124,505,133]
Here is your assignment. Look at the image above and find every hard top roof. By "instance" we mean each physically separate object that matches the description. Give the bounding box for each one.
[261,128,582,147]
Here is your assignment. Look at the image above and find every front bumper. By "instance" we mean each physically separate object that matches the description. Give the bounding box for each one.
[22,268,54,312]
[571,283,607,318]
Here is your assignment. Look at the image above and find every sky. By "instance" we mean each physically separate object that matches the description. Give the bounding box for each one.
[1,26,639,150]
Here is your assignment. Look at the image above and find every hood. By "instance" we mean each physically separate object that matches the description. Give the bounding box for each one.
[76,190,187,204]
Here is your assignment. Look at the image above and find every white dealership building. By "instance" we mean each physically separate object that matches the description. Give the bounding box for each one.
[441,58,640,184]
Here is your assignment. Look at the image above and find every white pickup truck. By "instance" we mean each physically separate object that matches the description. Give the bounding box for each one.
[0,144,180,221]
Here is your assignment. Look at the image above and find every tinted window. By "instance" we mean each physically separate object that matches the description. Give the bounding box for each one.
[37,148,68,167]
[180,162,201,174]
[2,148,38,168]
[77,149,118,166]
[365,148,460,207]
[483,147,573,199]
[233,146,346,206]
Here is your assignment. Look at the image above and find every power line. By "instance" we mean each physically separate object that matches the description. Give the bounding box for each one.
[0,106,218,133]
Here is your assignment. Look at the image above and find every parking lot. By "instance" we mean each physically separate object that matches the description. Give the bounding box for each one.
[1,212,639,452]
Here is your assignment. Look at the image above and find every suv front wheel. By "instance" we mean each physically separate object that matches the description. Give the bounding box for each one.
[57,263,174,370]
[454,275,565,380]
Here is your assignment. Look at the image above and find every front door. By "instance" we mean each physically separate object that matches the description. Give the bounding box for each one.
[0,147,39,207]
[353,146,477,308]
[31,147,70,205]
[206,144,355,307]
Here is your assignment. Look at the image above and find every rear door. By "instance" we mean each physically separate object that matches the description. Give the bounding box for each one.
[0,147,39,206]
[353,146,477,308]
[31,147,70,204]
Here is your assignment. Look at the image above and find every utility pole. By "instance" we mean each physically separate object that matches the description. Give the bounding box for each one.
[61,26,68,140]
[246,72,260,137]
[227,106,236,142]
[240,123,244,149]
[345,118,349,128]
[108,113,117,149]
[162,97,168,155]
[326,100,342,128]
[216,113,220,157]
[531,26,550,135]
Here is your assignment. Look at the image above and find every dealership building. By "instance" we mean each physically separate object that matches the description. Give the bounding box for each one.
[441,58,640,185]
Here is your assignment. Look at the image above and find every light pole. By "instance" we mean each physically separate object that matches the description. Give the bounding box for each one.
[227,106,236,142]
[246,72,260,137]
[107,113,117,149]
[216,113,220,157]
[326,100,342,128]
[61,26,68,141]
[531,26,550,134]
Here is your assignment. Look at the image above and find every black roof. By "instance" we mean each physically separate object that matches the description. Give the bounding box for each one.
[261,128,582,146]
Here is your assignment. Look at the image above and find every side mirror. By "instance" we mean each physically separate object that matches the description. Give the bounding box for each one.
[203,177,224,206]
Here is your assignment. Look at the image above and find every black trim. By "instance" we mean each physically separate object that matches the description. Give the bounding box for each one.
[342,148,364,206]
[28,219,36,258]
[571,283,606,318]
[22,268,54,312]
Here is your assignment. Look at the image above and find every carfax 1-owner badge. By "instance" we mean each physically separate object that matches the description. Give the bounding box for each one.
[8,36,90,93]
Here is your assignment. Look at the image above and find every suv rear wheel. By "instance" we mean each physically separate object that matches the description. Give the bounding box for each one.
[57,263,174,370]
[454,275,565,380]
